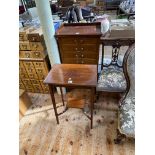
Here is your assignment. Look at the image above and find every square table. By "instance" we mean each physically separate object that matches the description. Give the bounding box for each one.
[44,64,97,129]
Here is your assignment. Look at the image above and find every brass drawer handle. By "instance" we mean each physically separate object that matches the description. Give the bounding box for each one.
[81,61,84,64]
[81,54,84,58]
[81,47,84,50]
[75,48,78,50]
[32,37,35,41]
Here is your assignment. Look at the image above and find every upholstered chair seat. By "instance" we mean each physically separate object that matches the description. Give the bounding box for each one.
[97,65,127,92]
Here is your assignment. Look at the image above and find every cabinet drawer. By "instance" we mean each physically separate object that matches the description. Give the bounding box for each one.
[19,41,31,50]
[19,32,28,41]
[61,44,78,51]
[23,62,34,68]
[77,38,98,44]
[62,58,97,64]
[19,51,33,58]
[32,51,47,58]
[40,81,49,93]
[27,34,41,42]
[30,42,46,51]
[33,62,47,69]
[79,44,98,52]
[19,72,29,79]
[61,51,98,59]
[19,82,25,89]
[30,79,40,85]
[35,68,47,75]
[27,73,38,79]
[22,79,32,86]
[33,84,43,93]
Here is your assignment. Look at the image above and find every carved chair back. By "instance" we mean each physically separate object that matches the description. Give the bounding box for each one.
[122,43,135,100]
[101,38,135,70]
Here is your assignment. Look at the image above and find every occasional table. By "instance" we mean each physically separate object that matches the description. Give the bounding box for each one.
[44,64,97,129]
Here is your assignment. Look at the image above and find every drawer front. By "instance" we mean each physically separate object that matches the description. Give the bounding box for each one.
[19,82,25,89]
[59,37,78,44]
[30,42,45,51]
[77,38,98,44]
[40,81,49,93]
[22,79,32,86]
[33,84,43,93]
[19,32,28,41]
[19,72,29,79]
[36,68,48,80]
[19,51,33,58]
[62,58,97,64]
[30,79,40,85]
[33,62,47,70]
[60,37,98,45]
[23,62,34,68]
[25,68,38,79]
[27,34,41,42]
[32,51,46,58]
[19,41,31,50]
[60,44,78,51]
[79,44,98,52]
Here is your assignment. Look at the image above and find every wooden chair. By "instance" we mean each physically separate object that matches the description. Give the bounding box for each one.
[97,38,134,98]
[114,43,135,144]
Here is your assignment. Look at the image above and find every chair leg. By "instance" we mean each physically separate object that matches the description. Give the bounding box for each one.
[114,129,126,144]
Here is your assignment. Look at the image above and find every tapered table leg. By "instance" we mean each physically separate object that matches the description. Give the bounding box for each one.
[49,85,59,124]
[60,87,65,106]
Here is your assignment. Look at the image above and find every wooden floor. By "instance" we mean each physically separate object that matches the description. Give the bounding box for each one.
[19,92,134,155]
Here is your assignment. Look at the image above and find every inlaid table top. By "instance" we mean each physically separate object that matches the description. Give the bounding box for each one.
[44,64,97,87]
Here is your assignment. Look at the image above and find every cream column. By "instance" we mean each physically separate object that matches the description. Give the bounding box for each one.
[35,0,65,94]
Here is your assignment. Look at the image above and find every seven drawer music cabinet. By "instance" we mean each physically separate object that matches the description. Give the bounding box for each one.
[55,23,102,64]
[19,26,51,93]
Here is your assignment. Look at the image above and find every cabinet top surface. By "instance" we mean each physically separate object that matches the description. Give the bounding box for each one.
[56,23,101,36]
[44,64,97,87]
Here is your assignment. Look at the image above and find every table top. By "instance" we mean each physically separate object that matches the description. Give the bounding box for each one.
[44,64,97,87]
[101,29,135,39]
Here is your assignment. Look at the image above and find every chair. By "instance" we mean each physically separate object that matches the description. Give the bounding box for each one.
[114,43,135,144]
[97,38,134,97]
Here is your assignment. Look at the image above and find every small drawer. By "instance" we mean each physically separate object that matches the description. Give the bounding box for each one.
[19,73,29,79]
[33,62,45,69]
[27,34,41,42]
[35,68,47,75]
[33,84,43,93]
[79,45,97,52]
[40,81,49,93]
[30,79,40,85]
[30,42,46,51]
[25,87,34,93]
[22,79,32,86]
[19,41,31,51]
[19,32,28,41]
[19,82,25,89]
[23,62,34,68]
[37,73,47,80]
[61,45,79,52]
[60,37,76,44]
[78,38,98,44]
[28,73,38,79]
[19,51,33,58]
[32,51,46,58]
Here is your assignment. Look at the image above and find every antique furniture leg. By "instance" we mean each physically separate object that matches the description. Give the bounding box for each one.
[90,88,95,129]
[114,129,126,144]
[60,87,65,106]
[49,85,59,124]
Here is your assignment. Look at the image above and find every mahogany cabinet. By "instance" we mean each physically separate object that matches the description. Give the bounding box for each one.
[55,23,102,64]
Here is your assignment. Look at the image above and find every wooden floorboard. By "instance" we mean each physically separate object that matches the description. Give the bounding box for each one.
[19,92,135,155]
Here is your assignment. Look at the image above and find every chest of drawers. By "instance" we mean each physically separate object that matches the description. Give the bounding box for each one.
[19,26,50,93]
[55,23,102,64]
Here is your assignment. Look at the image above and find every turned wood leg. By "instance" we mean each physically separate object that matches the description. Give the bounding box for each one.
[49,85,59,124]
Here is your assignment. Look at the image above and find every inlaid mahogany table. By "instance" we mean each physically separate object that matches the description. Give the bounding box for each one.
[44,64,97,129]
